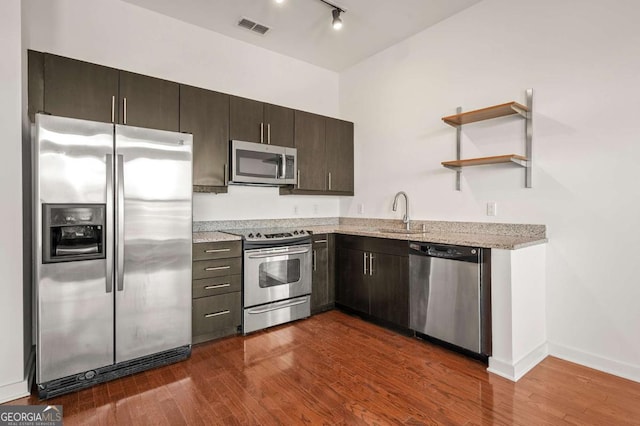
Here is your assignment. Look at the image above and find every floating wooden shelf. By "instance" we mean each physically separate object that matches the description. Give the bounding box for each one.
[442,102,528,127]
[442,154,528,170]
[440,89,533,190]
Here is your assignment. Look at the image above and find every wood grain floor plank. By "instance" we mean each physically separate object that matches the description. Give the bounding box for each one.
[6,311,640,426]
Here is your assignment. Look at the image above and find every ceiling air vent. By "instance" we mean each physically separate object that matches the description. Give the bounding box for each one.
[238,17,270,35]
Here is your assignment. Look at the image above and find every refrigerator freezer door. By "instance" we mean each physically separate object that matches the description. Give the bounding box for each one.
[35,114,115,383]
[114,125,192,363]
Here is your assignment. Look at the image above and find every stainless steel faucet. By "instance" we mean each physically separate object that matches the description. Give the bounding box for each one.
[392,191,410,231]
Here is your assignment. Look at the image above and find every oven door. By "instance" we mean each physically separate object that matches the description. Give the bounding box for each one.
[244,243,312,307]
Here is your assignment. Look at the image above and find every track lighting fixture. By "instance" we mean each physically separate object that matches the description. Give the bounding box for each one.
[331,8,343,30]
[318,0,345,30]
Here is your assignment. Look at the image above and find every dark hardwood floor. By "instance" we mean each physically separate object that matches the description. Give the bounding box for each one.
[7,310,640,425]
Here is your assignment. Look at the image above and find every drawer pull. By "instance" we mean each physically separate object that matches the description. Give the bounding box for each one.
[205,310,230,318]
[204,283,230,290]
[205,266,231,271]
[205,248,231,253]
[314,239,327,244]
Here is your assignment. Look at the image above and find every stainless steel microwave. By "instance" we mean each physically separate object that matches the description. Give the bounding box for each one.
[229,140,297,186]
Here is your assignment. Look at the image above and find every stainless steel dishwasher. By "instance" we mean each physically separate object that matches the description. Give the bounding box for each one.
[409,242,491,359]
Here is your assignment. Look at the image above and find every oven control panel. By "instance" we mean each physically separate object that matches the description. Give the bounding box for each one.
[246,230,309,240]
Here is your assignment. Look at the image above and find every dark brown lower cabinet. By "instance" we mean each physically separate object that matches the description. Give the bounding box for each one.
[336,247,369,313]
[191,241,242,344]
[336,235,409,329]
[311,234,335,314]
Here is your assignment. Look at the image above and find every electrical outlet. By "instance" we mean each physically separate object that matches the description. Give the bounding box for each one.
[358,203,364,215]
[486,201,497,217]
[293,205,299,215]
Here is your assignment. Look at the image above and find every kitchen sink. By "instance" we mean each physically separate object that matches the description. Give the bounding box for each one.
[377,228,425,235]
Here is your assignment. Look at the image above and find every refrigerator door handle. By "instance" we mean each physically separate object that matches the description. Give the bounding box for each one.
[115,154,125,292]
[105,154,114,293]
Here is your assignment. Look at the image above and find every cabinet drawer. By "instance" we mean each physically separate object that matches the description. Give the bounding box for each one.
[192,275,241,299]
[193,258,241,280]
[192,292,241,343]
[193,241,242,261]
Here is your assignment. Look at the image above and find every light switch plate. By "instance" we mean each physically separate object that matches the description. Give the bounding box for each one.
[487,201,497,216]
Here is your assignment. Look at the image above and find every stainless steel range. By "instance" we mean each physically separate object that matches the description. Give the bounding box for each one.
[229,229,312,333]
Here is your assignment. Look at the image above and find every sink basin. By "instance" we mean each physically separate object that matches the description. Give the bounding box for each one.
[377,228,425,235]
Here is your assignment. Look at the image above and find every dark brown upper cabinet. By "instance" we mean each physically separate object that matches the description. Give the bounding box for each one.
[180,85,230,192]
[264,104,294,147]
[43,53,119,124]
[230,97,294,147]
[294,110,326,191]
[118,71,179,132]
[325,118,354,193]
[28,50,44,123]
[230,96,263,143]
[281,112,354,196]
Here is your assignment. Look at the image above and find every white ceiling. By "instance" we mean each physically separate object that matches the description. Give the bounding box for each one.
[122,0,482,71]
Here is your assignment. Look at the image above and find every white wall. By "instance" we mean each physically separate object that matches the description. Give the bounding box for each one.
[339,0,640,380]
[22,0,342,221]
[0,0,28,403]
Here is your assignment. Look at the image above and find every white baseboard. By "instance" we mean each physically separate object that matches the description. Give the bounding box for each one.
[488,342,549,381]
[0,380,30,404]
[0,347,35,404]
[548,342,640,384]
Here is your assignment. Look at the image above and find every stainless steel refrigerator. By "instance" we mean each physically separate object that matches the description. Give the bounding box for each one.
[33,114,193,398]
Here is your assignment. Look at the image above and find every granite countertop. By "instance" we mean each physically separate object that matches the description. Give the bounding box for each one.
[192,231,241,244]
[192,218,547,250]
[305,225,547,250]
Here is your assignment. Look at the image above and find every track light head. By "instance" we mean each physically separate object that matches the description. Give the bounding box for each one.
[332,8,343,30]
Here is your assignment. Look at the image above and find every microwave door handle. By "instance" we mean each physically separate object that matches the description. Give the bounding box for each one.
[280,154,286,179]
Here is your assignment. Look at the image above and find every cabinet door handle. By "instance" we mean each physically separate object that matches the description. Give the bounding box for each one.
[204,283,230,290]
[370,253,374,276]
[205,310,230,318]
[314,239,327,244]
[205,248,231,253]
[297,169,301,188]
[267,123,271,144]
[260,122,264,143]
[313,249,317,271]
[205,266,231,271]
[111,96,115,123]
[363,252,368,275]
[224,163,228,186]
[123,97,127,124]
[328,172,332,191]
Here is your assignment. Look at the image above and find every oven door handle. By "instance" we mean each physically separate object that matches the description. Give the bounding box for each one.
[247,247,310,259]
[247,297,308,314]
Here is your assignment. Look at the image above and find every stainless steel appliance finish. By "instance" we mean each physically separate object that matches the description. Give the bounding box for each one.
[243,243,312,308]
[34,114,193,398]
[244,296,311,334]
[409,242,491,357]
[229,140,297,185]
[231,228,312,333]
